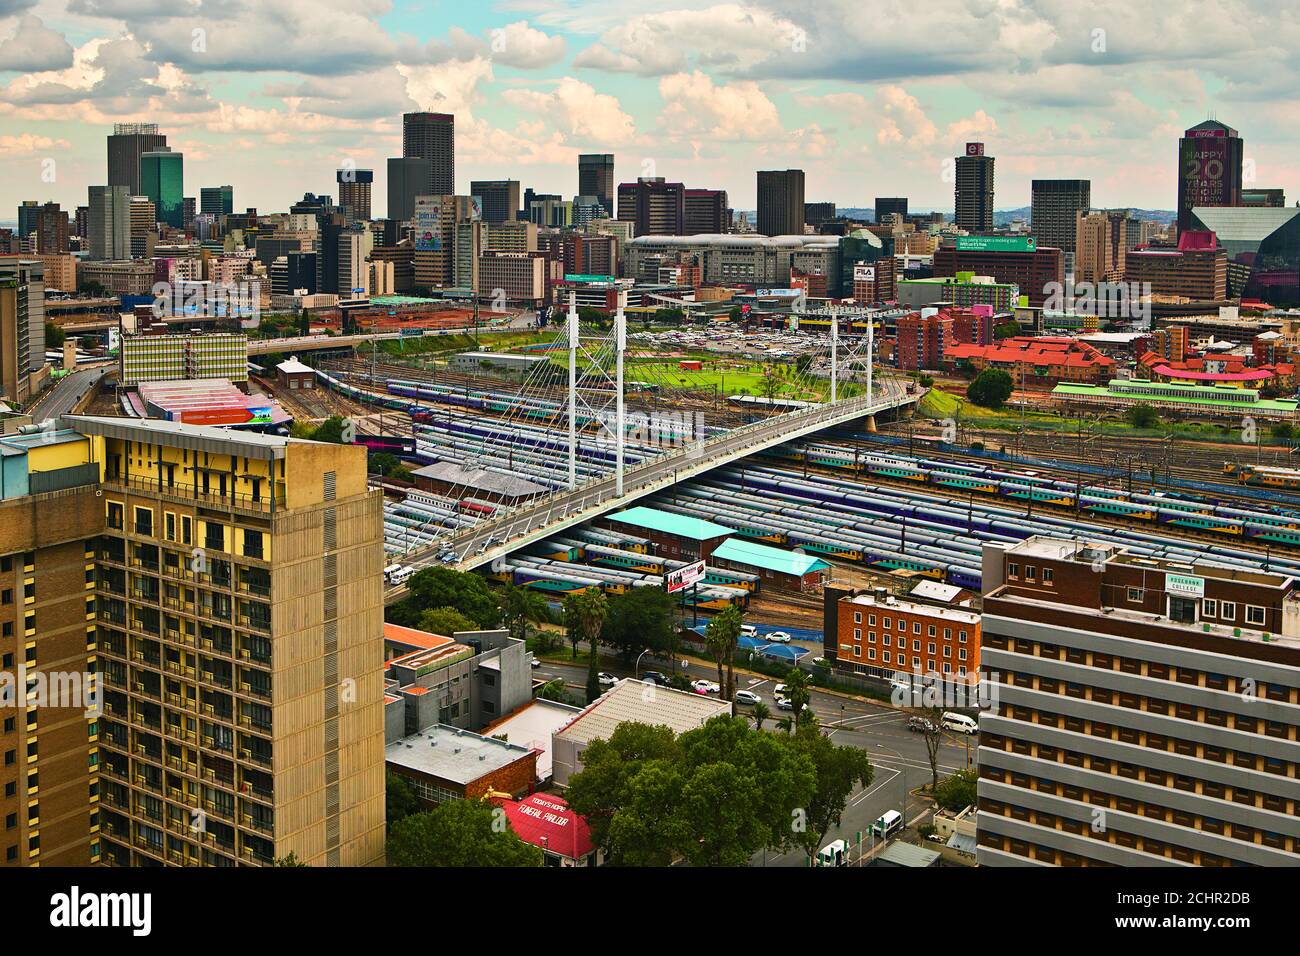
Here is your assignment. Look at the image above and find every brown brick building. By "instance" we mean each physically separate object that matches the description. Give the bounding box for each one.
[385,724,539,804]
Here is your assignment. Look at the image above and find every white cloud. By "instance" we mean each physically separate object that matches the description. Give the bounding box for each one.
[488,20,566,69]
[656,70,781,141]
[0,15,74,73]
[502,77,636,144]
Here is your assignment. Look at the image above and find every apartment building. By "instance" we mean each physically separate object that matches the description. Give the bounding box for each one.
[826,586,980,683]
[977,536,1300,867]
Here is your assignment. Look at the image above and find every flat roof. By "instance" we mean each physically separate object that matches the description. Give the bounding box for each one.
[847,592,980,625]
[875,842,941,867]
[711,537,830,576]
[383,623,455,653]
[555,677,731,747]
[608,505,733,541]
[65,414,292,458]
[481,698,584,781]
[385,723,537,785]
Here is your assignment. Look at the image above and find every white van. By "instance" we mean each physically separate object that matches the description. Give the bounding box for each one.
[740,624,758,638]
[872,809,904,839]
[942,711,979,735]
[816,839,848,867]
[384,564,414,587]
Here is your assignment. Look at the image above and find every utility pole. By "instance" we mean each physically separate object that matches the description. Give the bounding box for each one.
[567,292,578,490]
[830,306,838,404]
[615,289,626,497]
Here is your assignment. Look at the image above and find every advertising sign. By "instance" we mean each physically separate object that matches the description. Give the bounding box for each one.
[1179,137,1232,220]
[1166,574,1205,598]
[469,196,483,221]
[955,236,1036,253]
[414,202,441,251]
[853,264,876,282]
[666,560,706,594]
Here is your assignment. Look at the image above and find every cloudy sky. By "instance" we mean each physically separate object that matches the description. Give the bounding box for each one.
[1,0,1296,221]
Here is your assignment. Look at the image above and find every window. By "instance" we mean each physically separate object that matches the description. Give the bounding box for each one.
[852,645,861,658]
[867,632,876,644]
[1043,568,1054,584]
[1221,602,1236,621]
[1025,566,1036,581]
[927,625,936,637]
[133,507,153,537]
[853,612,861,624]
[853,628,861,640]
[959,631,968,643]
[913,622,921,634]
[1,589,10,605]
[927,642,936,655]
[243,530,264,560]
[882,618,891,630]
[1008,563,1020,578]
[1127,587,1143,602]
[1246,605,1266,626]
[1202,598,1218,617]
[868,615,876,626]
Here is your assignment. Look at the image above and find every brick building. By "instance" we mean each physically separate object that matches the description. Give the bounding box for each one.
[824,586,980,684]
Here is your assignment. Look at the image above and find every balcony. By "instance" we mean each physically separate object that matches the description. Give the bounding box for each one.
[101,476,282,517]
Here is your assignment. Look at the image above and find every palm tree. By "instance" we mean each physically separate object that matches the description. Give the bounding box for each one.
[749,701,771,732]
[564,589,609,702]
[500,584,549,644]
[783,667,814,725]
[704,605,743,701]
[775,717,794,734]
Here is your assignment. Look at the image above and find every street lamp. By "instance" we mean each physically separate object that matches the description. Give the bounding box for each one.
[635,647,651,677]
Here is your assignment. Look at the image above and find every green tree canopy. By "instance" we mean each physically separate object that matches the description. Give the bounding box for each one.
[387,798,542,867]
[966,368,1014,409]
[704,604,743,701]
[601,586,678,661]
[417,606,478,636]
[386,771,422,829]
[786,722,874,862]
[934,767,978,812]
[1124,403,1160,429]
[388,567,501,630]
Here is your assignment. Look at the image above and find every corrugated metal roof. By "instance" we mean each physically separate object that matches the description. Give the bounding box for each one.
[875,841,941,867]
[711,537,831,576]
[555,678,731,746]
[608,505,733,541]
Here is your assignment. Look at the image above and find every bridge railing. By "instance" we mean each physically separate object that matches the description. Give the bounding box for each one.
[404,384,914,567]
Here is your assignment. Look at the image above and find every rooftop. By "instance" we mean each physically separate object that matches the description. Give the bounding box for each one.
[385,724,538,785]
[383,623,455,654]
[555,678,731,747]
[711,537,831,576]
[846,591,980,625]
[608,505,733,541]
[65,414,293,458]
[497,793,594,860]
[482,698,584,781]
[411,461,547,499]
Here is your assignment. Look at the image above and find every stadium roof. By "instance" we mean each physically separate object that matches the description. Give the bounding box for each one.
[712,537,831,576]
[608,506,732,540]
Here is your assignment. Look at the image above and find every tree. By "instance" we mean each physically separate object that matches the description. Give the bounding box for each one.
[387,799,542,867]
[308,416,348,443]
[386,772,421,829]
[1125,403,1159,429]
[499,583,550,644]
[966,368,1014,409]
[914,705,948,792]
[749,701,771,732]
[782,667,814,726]
[390,566,501,630]
[561,589,609,702]
[704,605,743,701]
[786,722,874,863]
[416,605,477,636]
[934,767,978,813]
[601,587,678,663]
[45,322,65,350]
[994,319,1020,340]
[273,851,307,866]
[368,452,401,476]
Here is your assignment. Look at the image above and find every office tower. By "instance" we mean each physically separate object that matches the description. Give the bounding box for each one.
[977,536,1300,867]
[875,197,908,223]
[1031,180,1090,253]
[316,212,346,295]
[107,123,168,197]
[617,178,685,236]
[86,185,131,261]
[803,202,836,227]
[182,197,196,230]
[288,194,334,219]
[684,189,730,235]
[35,202,69,254]
[756,169,805,237]
[200,186,234,217]
[41,416,388,867]
[1125,231,1227,301]
[572,195,606,228]
[955,143,995,233]
[337,227,374,296]
[336,169,374,222]
[140,150,184,229]
[468,180,520,224]
[0,256,45,401]
[578,154,615,217]
[271,252,318,296]
[412,195,475,291]
[526,196,572,229]
[129,197,157,259]
[401,112,454,194]
[387,158,433,221]
[17,201,39,244]
[934,237,1063,307]
[1075,211,1124,284]
[1177,120,1244,233]
[455,219,485,292]
[74,206,88,241]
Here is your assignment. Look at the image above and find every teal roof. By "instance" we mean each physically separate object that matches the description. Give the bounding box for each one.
[711,538,831,576]
[608,506,732,541]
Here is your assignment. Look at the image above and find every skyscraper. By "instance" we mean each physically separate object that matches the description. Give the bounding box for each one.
[336,169,374,222]
[1031,180,1090,253]
[386,157,433,221]
[955,142,995,233]
[0,256,45,401]
[756,169,805,237]
[17,200,39,244]
[86,185,131,260]
[468,180,521,224]
[107,123,168,197]
[140,150,184,228]
[617,178,685,236]
[1177,120,1244,233]
[684,189,730,235]
[578,154,615,217]
[35,202,68,254]
[200,186,234,217]
[401,112,454,195]
[875,197,908,223]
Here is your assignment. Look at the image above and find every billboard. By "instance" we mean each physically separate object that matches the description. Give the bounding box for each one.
[354,434,417,456]
[469,196,483,221]
[1178,136,1234,225]
[955,236,1036,253]
[853,264,876,282]
[666,560,706,594]
[414,202,441,251]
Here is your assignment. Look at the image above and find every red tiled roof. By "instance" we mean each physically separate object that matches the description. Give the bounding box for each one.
[384,623,455,652]
[946,337,1114,368]
[498,793,594,860]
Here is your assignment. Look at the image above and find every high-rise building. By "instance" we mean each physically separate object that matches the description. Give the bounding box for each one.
[617,179,685,236]
[17,201,39,245]
[977,536,1300,867]
[803,202,836,227]
[955,143,995,233]
[336,169,374,222]
[386,158,433,222]
[412,195,477,291]
[756,169,805,237]
[401,112,454,195]
[140,150,184,229]
[200,186,234,217]
[86,185,131,261]
[0,256,46,401]
[107,123,167,197]
[577,154,615,217]
[1125,230,1227,301]
[1031,180,1090,254]
[684,188,729,235]
[1177,120,1244,233]
[468,180,521,224]
[182,197,196,230]
[1075,211,1125,284]
[875,197,908,223]
[934,236,1063,307]
[35,202,69,254]
[129,196,157,259]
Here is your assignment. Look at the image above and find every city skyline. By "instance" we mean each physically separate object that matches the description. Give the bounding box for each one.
[1,1,1298,218]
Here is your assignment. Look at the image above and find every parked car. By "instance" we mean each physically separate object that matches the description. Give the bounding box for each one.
[776,696,794,711]
[766,631,791,644]
[691,679,720,694]
[773,683,789,697]
[740,624,758,638]
[598,672,619,687]
[733,690,762,706]
[942,711,979,734]
[641,671,669,686]
[907,715,937,733]
[529,656,541,669]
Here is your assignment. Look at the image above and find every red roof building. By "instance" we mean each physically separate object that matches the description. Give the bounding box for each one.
[498,793,599,866]
[944,336,1115,388]
[1136,350,1296,388]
